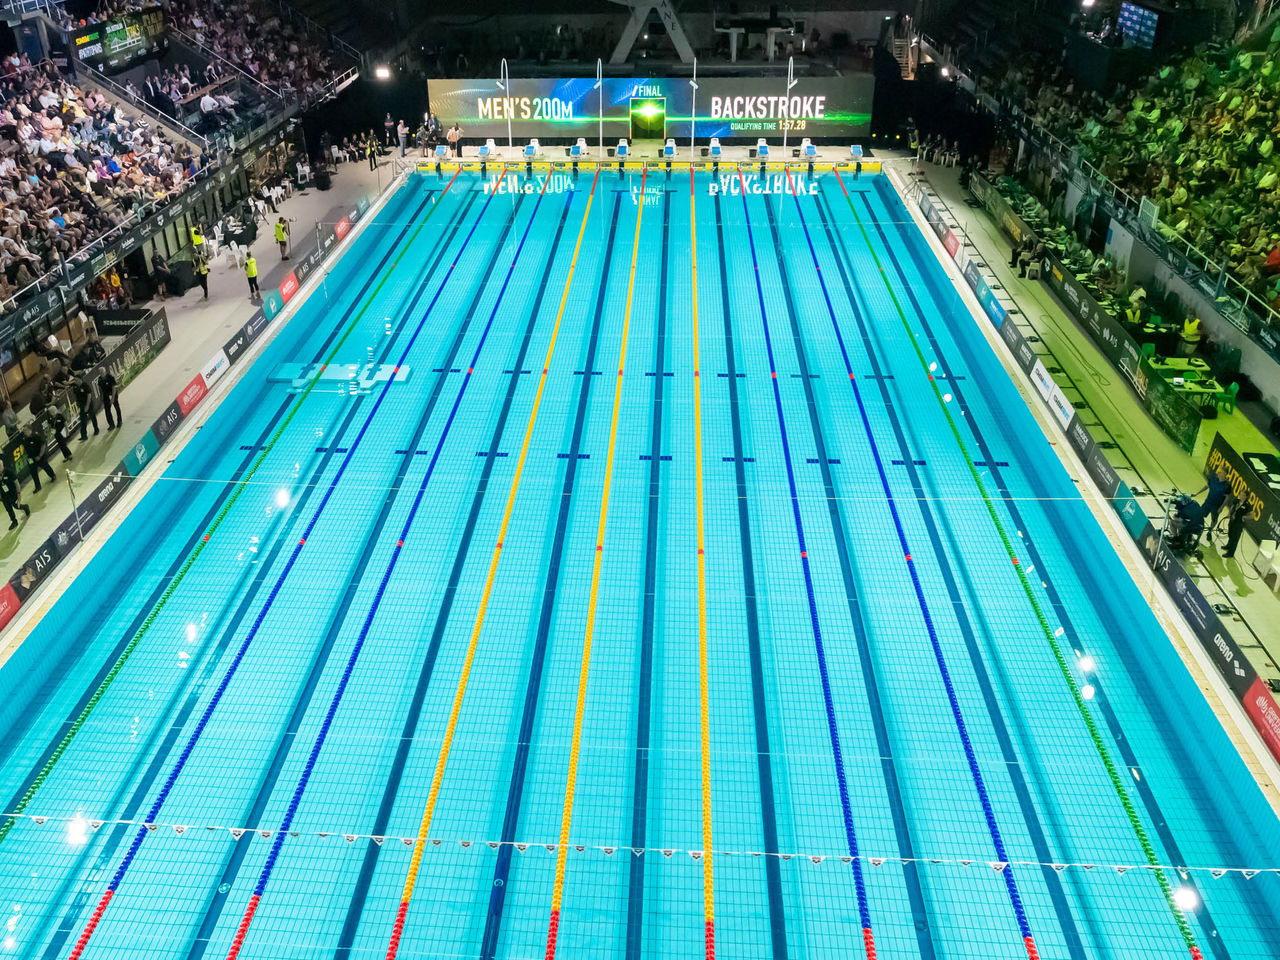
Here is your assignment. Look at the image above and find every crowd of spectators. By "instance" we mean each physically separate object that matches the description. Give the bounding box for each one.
[124,62,238,133]
[168,0,338,103]
[0,53,208,303]
[57,0,155,32]
[992,24,1280,308]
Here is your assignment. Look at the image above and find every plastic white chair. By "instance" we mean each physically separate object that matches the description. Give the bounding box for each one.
[208,222,225,258]
[663,138,676,158]
[524,139,539,158]
[478,138,496,159]
[802,137,816,158]
[616,139,629,159]
[756,138,769,158]
[850,144,864,160]
[709,137,722,159]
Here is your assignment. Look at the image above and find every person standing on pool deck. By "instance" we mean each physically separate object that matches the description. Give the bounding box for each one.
[245,252,261,301]
[21,423,56,492]
[1222,495,1249,559]
[48,405,72,462]
[0,466,30,529]
[447,122,462,158]
[193,253,209,299]
[275,216,290,260]
[98,368,122,430]
[73,374,98,440]
[1196,465,1231,535]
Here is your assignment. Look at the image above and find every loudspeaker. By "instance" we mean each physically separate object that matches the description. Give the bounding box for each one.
[315,168,332,191]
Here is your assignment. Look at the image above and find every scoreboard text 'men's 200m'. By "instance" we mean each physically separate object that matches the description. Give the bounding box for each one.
[430,76,874,142]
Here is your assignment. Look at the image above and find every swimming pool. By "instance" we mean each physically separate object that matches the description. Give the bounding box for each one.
[1,165,1278,960]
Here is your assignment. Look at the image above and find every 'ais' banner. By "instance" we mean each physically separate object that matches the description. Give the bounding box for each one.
[427,76,874,142]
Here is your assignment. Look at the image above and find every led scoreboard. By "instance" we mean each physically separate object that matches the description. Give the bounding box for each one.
[428,75,874,142]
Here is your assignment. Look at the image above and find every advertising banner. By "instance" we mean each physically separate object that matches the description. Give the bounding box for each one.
[68,4,167,73]
[1065,414,1095,462]
[177,373,208,415]
[427,75,874,142]
[123,430,159,477]
[1243,676,1280,758]
[1204,432,1280,544]
[262,290,284,321]
[9,537,59,603]
[0,582,20,633]
[151,400,184,445]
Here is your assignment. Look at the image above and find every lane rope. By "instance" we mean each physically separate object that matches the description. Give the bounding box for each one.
[220,169,556,959]
[689,169,717,960]
[771,164,1040,959]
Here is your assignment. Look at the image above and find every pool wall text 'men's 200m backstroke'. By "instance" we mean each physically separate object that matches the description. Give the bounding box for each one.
[426,76,874,142]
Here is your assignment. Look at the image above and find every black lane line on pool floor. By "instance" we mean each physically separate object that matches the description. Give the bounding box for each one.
[799,187,1087,959]
[32,186,484,960]
[475,191,624,960]
[178,191,537,960]
[859,186,1252,958]
[756,187,938,960]
[329,180,589,960]
[711,188,789,960]
[0,185,441,797]
[622,187,670,960]
[22,186,465,960]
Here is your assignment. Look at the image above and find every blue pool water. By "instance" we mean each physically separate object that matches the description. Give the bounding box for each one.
[1,167,1278,960]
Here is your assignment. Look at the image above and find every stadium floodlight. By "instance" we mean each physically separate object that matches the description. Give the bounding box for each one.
[374,65,391,81]
[498,59,512,160]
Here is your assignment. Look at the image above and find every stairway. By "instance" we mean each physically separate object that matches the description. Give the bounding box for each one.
[893,36,913,79]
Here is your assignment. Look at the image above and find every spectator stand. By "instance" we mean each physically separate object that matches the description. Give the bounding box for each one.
[66,60,213,157]
[164,26,299,146]
[0,119,298,399]
[167,0,359,110]
[920,42,1280,397]
[259,0,366,71]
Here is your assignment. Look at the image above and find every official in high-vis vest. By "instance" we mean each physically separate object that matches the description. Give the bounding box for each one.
[193,254,209,300]
[1181,315,1202,356]
[245,254,260,301]
[190,224,205,258]
[275,217,290,260]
